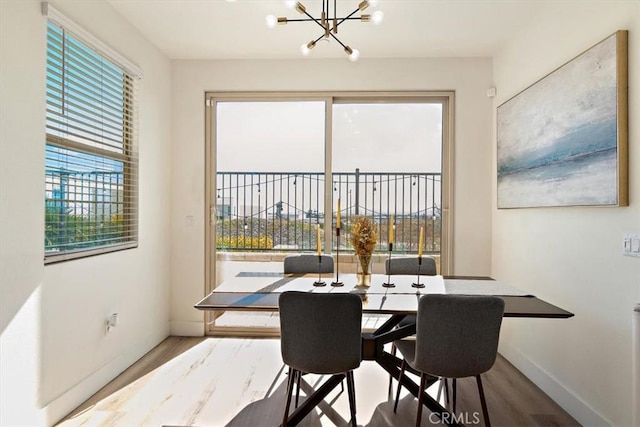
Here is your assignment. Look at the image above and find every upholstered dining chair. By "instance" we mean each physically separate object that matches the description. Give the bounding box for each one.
[393,294,505,427]
[384,256,437,276]
[283,254,334,274]
[279,291,362,427]
[385,256,437,394]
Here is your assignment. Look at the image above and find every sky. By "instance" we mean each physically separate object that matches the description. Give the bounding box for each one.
[216,101,443,173]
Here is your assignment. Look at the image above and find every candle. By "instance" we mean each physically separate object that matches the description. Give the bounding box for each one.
[418,226,424,257]
[336,198,341,229]
[389,215,394,245]
[317,225,322,256]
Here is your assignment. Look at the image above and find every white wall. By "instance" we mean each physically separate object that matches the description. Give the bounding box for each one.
[492,2,640,426]
[0,1,172,425]
[170,58,494,334]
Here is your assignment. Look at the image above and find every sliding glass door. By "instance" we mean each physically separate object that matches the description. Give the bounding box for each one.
[205,92,452,335]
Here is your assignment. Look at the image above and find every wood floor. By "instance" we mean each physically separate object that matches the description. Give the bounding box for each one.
[58,337,580,427]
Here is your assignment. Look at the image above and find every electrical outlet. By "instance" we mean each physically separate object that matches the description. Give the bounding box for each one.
[105,313,119,334]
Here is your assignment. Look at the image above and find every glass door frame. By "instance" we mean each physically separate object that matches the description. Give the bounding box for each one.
[204,91,454,337]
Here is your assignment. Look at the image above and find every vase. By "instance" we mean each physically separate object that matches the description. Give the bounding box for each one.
[357,253,372,274]
[356,272,372,287]
[356,253,372,287]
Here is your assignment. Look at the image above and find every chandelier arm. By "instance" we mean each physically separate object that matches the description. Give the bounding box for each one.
[284,17,357,23]
[327,31,348,50]
[333,7,362,28]
[328,16,363,33]
[300,9,328,32]
[284,18,319,22]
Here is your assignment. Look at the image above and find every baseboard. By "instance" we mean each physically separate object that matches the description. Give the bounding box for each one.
[170,320,204,337]
[44,331,168,426]
[499,342,611,427]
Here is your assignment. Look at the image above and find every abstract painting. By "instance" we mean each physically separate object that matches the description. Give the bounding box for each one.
[497,31,628,208]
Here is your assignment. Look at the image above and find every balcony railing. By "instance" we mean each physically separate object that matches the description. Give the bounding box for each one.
[45,170,126,252]
[216,169,441,254]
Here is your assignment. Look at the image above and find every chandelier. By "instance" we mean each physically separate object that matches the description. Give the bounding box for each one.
[266,0,383,61]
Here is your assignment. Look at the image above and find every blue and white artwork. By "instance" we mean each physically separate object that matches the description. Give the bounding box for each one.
[497,32,624,208]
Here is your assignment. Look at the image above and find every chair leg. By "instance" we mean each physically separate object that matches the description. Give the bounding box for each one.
[294,370,301,408]
[476,375,491,427]
[346,371,357,427]
[416,373,427,427]
[282,367,296,427]
[388,343,397,396]
[452,378,457,414]
[443,378,450,408]
[393,359,406,413]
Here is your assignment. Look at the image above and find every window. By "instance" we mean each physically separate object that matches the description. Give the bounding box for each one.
[45,10,140,263]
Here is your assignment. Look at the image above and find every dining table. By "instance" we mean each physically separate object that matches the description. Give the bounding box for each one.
[195,273,574,426]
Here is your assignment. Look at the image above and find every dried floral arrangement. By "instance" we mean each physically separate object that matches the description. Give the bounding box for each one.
[349,216,378,275]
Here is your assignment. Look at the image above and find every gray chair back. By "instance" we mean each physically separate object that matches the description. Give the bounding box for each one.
[279,291,362,374]
[414,294,504,378]
[284,254,334,274]
[385,257,437,275]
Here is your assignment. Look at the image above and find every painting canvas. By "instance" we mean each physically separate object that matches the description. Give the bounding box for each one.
[497,31,628,208]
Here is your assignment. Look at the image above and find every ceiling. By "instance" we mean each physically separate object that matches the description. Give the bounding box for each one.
[106,0,548,60]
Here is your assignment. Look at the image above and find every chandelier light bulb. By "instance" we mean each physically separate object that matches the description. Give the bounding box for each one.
[369,0,380,6]
[301,40,316,56]
[265,15,278,28]
[345,46,360,62]
[284,0,298,9]
[371,10,384,24]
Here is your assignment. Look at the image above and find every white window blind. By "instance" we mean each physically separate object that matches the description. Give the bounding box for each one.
[45,17,139,263]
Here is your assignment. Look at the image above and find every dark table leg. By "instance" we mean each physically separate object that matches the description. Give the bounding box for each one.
[283,373,345,426]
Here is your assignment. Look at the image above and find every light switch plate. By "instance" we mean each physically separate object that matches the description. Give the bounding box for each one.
[623,233,640,257]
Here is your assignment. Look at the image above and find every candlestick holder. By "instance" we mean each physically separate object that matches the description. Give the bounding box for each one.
[412,256,425,288]
[331,227,344,287]
[313,255,326,286]
[382,243,395,288]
